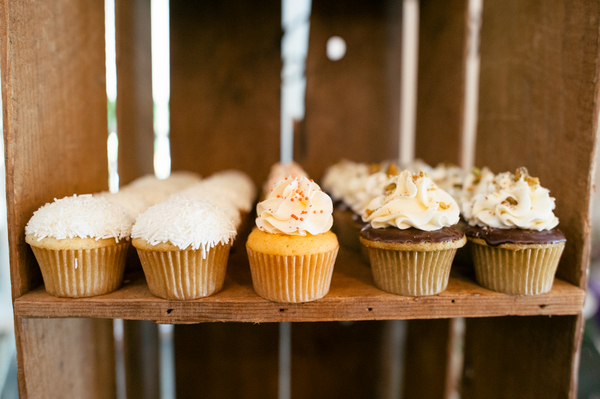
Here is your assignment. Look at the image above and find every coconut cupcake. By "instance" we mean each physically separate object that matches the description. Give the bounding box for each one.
[360,170,466,296]
[246,176,339,303]
[462,167,566,295]
[132,197,237,300]
[25,194,133,298]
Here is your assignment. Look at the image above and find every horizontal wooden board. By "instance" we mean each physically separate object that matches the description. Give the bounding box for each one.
[13,249,584,323]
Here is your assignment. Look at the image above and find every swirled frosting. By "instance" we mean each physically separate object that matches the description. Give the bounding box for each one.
[321,160,370,203]
[256,176,333,236]
[344,166,397,215]
[362,170,460,231]
[430,163,465,204]
[462,168,559,231]
[459,167,495,212]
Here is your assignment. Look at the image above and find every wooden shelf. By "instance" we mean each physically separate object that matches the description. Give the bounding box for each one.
[13,247,585,323]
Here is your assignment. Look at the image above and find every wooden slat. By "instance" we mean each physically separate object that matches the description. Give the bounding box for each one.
[462,315,583,399]
[115,0,154,185]
[415,0,468,166]
[0,0,109,299]
[174,323,279,399]
[168,0,281,186]
[302,0,401,179]
[123,320,159,399]
[475,0,600,289]
[13,248,585,322]
[17,317,116,399]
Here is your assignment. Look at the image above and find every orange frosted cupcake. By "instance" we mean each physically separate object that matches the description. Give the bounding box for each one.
[25,194,133,298]
[246,176,339,303]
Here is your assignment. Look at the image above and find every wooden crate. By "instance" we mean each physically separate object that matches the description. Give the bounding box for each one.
[1,0,597,398]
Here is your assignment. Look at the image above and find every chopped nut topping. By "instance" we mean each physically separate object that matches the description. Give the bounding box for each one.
[515,166,529,181]
[439,202,450,210]
[384,183,397,194]
[506,197,518,205]
[386,163,399,176]
[369,164,382,174]
[365,209,373,217]
[526,176,540,186]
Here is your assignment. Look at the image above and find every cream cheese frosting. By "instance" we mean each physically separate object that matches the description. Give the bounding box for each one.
[459,166,495,211]
[321,160,370,203]
[430,163,466,204]
[132,197,237,255]
[344,165,398,215]
[256,176,333,236]
[362,170,460,231]
[262,161,308,199]
[462,167,559,231]
[25,194,133,242]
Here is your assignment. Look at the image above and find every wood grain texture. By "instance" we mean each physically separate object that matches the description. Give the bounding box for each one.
[0,0,109,299]
[123,320,159,399]
[115,0,154,185]
[13,248,585,323]
[462,315,583,399]
[475,0,600,289]
[302,0,401,180]
[174,323,279,399]
[415,0,468,166]
[17,317,116,399]
[169,0,281,186]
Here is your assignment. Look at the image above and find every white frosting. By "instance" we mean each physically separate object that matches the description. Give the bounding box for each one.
[122,172,201,205]
[132,197,237,255]
[400,158,433,174]
[459,167,495,212]
[462,168,559,230]
[200,170,256,212]
[256,176,333,236]
[94,191,152,219]
[176,184,242,228]
[362,170,460,231]
[344,171,390,215]
[26,194,133,241]
[262,161,308,199]
[321,160,370,203]
[430,163,466,204]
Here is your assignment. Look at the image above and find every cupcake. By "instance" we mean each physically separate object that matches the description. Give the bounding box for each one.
[261,161,308,200]
[25,194,133,297]
[132,197,237,300]
[360,170,466,296]
[462,167,566,295]
[246,176,339,303]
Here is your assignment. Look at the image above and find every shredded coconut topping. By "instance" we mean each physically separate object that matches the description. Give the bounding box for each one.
[132,197,237,255]
[25,194,133,241]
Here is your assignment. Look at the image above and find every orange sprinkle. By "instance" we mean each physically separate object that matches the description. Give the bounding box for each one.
[305,197,309,200]
[300,217,304,221]
[313,211,316,214]
[291,198,294,202]
[285,177,288,180]
[277,195,281,198]
[320,210,323,213]
[310,179,314,182]
[291,214,298,220]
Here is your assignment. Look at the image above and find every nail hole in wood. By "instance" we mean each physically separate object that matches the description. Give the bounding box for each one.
[451,299,455,303]
[368,308,373,311]
[167,309,174,314]
[539,304,547,309]
[279,309,285,312]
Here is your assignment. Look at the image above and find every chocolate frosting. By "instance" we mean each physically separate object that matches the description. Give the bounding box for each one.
[360,225,465,244]
[464,226,566,246]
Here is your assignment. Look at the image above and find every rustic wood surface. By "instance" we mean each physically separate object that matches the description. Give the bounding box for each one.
[13,248,585,323]
[169,0,281,186]
[462,314,583,399]
[475,0,600,290]
[17,317,116,399]
[123,320,159,399]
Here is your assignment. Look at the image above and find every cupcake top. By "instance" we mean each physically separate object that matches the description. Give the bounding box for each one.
[256,176,333,236]
[362,170,460,231]
[343,164,399,215]
[430,163,465,204]
[462,167,559,231]
[132,197,237,255]
[93,190,152,219]
[176,184,242,228]
[459,166,495,211]
[321,160,370,203]
[25,194,133,242]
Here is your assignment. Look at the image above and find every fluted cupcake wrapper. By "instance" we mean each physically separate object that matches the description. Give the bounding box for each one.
[470,242,565,295]
[31,241,129,298]
[246,247,339,303]
[367,247,457,296]
[136,243,231,300]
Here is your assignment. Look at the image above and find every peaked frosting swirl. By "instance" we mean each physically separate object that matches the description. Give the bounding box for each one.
[256,176,333,236]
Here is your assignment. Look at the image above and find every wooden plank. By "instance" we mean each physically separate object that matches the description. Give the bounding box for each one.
[0,0,109,299]
[17,317,116,399]
[123,320,159,399]
[174,323,279,399]
[291,321,385,399]
[475,0,600,289]
[13,248,585,322]
[302,0,400,180]
[169,0,281,186]
[462,315,583,399]
[115,0,154,185]
[415,0,468,166]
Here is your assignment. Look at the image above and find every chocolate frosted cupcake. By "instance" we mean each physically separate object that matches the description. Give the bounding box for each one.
[462,167,566,295]
[360,171,466,296]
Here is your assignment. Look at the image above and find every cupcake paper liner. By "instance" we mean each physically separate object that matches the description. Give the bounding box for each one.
[366,247,457,296]
[470,241,565,295]
[136,242,231,300]
[247,247,339,303]
[31,241,129,298]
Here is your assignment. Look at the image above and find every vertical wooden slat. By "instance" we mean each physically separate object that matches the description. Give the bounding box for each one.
[115,0,154,185]
[18,317,116,399]
[475,0,600,289]
[462,315,583,399]
[169,0,281,186]
[415,0,468,165]
[123,320,159,399]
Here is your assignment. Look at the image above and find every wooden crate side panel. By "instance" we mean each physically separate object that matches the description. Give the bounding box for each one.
[115,0,154,185]
[0,0,109,298]
[169,0,281,186]
[475,0,600,288]
[123,320,159,399]
[18,317,116,399]
[302,0,400,180]
[462,315,583,399]
[415,0,468,166]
